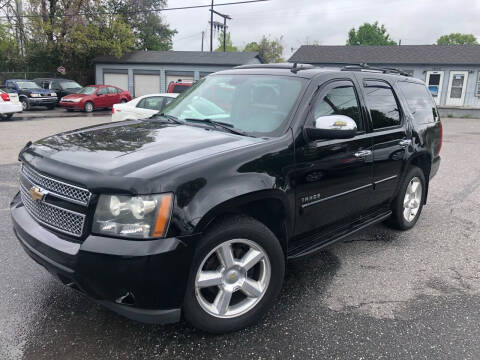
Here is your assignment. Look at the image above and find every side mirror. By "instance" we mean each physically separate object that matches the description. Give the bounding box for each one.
[306,115,357,140]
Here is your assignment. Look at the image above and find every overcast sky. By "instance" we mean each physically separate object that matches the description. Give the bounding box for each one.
[163,0,480,57]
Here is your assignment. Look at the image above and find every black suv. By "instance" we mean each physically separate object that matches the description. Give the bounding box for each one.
[10,64,441,333]
[33,78,82,103]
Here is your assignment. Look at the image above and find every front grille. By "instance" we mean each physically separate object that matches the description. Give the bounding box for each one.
[22,164,91,206]
[20,184,86,237]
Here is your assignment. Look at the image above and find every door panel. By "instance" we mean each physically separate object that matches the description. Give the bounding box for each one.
[94,88,108,107]
[425,71,444,105]
[446,71,468,106]
[293,80,374,237]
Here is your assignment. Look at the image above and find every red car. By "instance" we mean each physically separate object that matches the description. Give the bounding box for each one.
[59,85,131,112]
[167,80,193,94]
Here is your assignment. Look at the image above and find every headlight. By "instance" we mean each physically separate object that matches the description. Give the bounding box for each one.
[92,193,173,239]
[60,97,64,102]
[30,93,40,97]
[51,92,57,96]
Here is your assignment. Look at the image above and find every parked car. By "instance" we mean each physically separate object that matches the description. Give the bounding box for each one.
[11,64,442,333]
[167,80,193,93]
[59,85,132,112]
[0,88,22,120]
[33,78,82,103]
[112,93,178,122]
[4,79,57,110]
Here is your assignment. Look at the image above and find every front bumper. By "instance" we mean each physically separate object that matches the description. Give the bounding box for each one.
[10,192,194,324]
[59,101,83,109]
[0,102,22,115]
[28,97,57,106]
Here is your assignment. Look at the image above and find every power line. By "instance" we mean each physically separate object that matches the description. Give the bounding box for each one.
[0,0,270,19]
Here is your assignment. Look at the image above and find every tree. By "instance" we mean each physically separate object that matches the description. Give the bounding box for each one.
[436,33,478,45]
[215,31,238,52]
[244,35,284,63]
[0,23,19,71]
[346,22,396,45]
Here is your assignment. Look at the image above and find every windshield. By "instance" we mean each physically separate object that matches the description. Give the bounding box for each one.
[78,86,97,95]
[60,81,82,89]
[16,81,41,89]
[163,74,306,136]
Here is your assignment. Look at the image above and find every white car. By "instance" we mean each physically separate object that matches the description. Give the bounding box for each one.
[112,93,178,122]
[0,89,22,120]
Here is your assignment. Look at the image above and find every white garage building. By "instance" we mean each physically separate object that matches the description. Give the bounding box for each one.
[94,51,263,97]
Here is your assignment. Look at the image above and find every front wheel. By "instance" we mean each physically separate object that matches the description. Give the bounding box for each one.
[183,216,285,333]
[387,166,426,230]
[21,99,29,111]
[84,102,94,113]
[1,113,13,120]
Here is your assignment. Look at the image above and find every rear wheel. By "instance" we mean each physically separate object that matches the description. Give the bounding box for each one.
[1,113,13,120]
[120,99,127,103]
[84,101,94,113]
[387,166,426,230]
[183,216,285,333]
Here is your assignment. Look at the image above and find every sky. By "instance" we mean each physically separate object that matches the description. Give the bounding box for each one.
[163,0,480,58]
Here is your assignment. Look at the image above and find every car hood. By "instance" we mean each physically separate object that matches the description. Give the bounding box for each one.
[20,120,261,191]
[25,88,54,95]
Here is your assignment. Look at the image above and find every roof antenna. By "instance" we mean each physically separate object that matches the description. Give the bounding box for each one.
[291,62,298,73]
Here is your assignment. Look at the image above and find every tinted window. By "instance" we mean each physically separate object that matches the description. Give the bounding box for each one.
[173,85,189,93]
[312,84,363,131]
[364,82,401,129]
[398,81,436,124]
[137,96,164,110]
[78,86,97,95]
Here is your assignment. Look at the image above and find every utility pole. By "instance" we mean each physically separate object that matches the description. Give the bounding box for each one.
[15,0,25,59]
[201,31,204,52]
[210,0,214,52]
[209,9,232,52]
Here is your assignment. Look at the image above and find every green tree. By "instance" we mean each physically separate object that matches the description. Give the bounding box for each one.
[346,22,396,45]
[215,31,238,52]
[0,23,19,71]
[244,35,284,63]
[436,33,478,45]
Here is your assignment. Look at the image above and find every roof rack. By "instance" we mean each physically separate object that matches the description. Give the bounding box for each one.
[234,62,314,73]
[341,63,411,77]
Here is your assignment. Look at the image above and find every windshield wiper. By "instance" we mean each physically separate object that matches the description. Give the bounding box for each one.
[184,118,251,137]
[149,113,183,124]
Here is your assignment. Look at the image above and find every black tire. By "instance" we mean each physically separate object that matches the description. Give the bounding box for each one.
[46,105,55,110]
[386,166,426,230]
[183,215,285,333]
[120,99,127,103]
[84,101,94,113]
[20,98,30,111]
[1,113,13,120]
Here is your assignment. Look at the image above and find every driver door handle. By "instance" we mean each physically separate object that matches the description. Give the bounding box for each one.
[354,150,372,158]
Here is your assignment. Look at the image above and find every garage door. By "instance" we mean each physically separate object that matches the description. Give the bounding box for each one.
[134,74,161,97]
[166,75,194,89]
[104,73,128,92]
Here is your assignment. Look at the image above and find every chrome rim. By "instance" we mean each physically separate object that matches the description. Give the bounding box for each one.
[195,239,271,319]
[21,100,27,110]
[85,103,93,112]
[403,176,422,222]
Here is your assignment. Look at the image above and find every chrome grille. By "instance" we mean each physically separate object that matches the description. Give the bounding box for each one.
[22,164,91,206]
[20,184,86,237]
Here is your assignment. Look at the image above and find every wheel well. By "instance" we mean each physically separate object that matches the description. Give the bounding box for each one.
[200,198,289,255]
[409,153,431,203]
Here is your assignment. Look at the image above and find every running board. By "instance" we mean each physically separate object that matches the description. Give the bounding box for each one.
[287,211,392,259]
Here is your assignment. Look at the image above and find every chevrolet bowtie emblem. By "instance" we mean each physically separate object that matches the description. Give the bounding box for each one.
[29,186,46,201]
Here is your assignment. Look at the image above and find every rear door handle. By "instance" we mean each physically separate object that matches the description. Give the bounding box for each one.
[354,150,372,158]
[399,139,412,147]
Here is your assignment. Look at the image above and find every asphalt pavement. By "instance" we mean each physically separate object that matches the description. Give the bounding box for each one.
[0,114,479,359]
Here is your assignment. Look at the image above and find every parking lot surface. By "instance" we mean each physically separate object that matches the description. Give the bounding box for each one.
[0,113,479,359]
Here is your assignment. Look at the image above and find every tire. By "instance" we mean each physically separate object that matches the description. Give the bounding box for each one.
[120,99,127,103]
[66,109,74,112]
[1,113,13,120]
[84,101,94,113]
[20,98,30,111]
[387,166,426,230]
[47,105,55,110]
[183,215,285,333]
